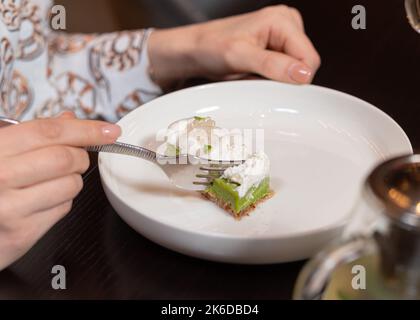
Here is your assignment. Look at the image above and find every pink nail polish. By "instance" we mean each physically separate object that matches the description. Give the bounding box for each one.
[102,124,121,140]
[288,63,313,84]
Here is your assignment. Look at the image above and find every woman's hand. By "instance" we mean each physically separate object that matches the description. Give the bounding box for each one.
[0,113,121,271]
[148,5,321,89]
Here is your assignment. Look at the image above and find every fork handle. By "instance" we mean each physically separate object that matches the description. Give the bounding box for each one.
[86,142,157,162]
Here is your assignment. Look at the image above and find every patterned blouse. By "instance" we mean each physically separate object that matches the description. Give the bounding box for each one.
[0,0,162,122]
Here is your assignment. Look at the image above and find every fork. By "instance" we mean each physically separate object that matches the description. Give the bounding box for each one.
[0,117,242,191]
[88,142,242,191]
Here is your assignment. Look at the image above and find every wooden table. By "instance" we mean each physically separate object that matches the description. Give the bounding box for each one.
[1,0,419,299]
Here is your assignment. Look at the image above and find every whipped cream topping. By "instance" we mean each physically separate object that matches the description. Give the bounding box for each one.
[163,117,250,160]
[223,152,270,197]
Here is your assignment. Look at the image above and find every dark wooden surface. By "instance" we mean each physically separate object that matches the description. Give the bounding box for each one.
[1,0,419,299]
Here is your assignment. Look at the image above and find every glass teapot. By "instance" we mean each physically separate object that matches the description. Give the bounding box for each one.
[405,0,420,33]
[294,154,420,300]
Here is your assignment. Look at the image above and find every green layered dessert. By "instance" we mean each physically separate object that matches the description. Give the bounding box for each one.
[202,176,272,219]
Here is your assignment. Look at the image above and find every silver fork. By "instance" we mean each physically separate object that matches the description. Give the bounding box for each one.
[0,117,242,191]
[88,142,242,191]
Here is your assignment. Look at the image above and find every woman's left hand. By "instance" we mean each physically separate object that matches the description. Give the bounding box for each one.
[148,5,321,89]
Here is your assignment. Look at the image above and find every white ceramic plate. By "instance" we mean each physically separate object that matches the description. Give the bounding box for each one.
[99,80,412,264]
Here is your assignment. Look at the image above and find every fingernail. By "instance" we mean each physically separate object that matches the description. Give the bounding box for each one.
[288,63,313,84]
[102,124,121,140]
[57,110,76,119]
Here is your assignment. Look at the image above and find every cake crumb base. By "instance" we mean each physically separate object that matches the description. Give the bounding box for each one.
[201,191,274,220]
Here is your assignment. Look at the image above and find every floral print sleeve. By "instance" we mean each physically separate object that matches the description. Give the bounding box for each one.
[0,0,162,122]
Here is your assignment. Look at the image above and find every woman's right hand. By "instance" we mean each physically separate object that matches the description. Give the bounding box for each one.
[0,114,121,271]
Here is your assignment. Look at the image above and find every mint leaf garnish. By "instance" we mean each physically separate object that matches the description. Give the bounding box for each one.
[165,144,180,156]
[204,144,212,154]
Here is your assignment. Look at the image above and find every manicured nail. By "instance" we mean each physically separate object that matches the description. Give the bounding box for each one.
[288,63,313,84]
[102,124,121,140]
[57,110,76,119]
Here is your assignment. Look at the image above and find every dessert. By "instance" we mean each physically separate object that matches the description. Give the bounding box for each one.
[202,152,272,219]
[159,116,273,219]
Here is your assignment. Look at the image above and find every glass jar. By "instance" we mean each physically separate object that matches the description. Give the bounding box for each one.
[294,154,420,300]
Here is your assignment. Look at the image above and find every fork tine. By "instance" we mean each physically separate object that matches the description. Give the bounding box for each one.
[199,167,227,172]
[200,159,243,169]
[208,159,244,165]
[196,174,218,179]
[193,181,211,186]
